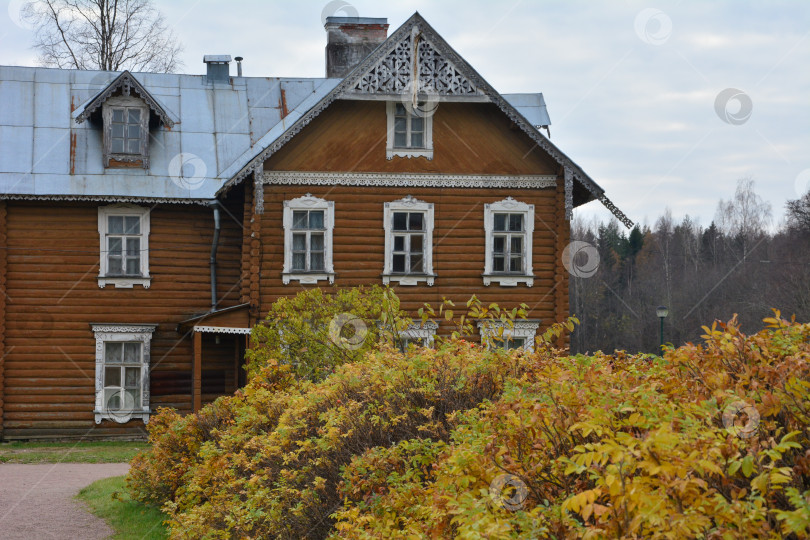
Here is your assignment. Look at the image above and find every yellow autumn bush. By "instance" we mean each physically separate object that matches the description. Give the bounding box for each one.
[128,294,810,539]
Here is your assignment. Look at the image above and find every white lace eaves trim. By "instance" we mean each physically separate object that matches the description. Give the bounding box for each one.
[0,193,211,205]
[194,325,252,335]
[263,172,557,189]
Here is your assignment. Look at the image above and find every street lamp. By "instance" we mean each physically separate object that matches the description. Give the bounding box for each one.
[656,305,669,351]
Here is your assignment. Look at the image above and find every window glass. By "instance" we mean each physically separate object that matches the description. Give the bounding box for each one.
[393,212,408,231]
[109,106,144,156]
[308,211,324,229]
[391,104,428,149]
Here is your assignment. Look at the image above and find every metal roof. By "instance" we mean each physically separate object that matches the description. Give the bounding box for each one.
[0,65,339,201]
[502,93,551,128]
[0,65,549,203]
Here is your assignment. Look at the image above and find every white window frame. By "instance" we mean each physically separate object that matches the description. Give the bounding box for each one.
[386,102,434,160]
[282,194,335,285]
[92,323,156,424]
[477,320,541,352]
[483,197,535,287]
[383,196,435,286]
[399,321,439,349]
[98,204,151,289]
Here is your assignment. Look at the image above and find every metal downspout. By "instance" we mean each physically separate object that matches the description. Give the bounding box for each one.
[209,201,221,310]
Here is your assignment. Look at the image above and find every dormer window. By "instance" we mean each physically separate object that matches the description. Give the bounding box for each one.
[386,102,434,160]
[110,107,142,154]
[103,97,150,168]
[73,71,177,170]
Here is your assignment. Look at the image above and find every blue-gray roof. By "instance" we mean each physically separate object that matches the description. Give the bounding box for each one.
[0,64,549,203]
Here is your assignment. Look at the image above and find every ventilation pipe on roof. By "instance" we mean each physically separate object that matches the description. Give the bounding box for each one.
[235,56,243,77]
[203,55,231,83]
[324,17,388,77]
[208,201,221,310]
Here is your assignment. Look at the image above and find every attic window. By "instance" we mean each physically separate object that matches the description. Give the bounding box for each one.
[103,96,150,168]
[386,102,433,160]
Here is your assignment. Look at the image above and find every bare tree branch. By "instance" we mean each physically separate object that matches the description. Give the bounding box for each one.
[22,0,183,73]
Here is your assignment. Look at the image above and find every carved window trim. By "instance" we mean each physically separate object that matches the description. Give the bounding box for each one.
[399,321,439,349]
[483,197,534,287]
[102,96,150,169]
[98,204,151,289]
[386,102,434,160]
[282,194,335,285]
[92,323,157,425]
[483,197,535,287]
[383,196,435,286]
[477,320,541,352]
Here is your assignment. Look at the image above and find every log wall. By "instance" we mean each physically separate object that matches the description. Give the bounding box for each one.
[1,200,242,439]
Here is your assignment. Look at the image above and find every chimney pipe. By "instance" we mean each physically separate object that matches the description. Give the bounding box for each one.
[235,56,243,77]
[324,17,388,78]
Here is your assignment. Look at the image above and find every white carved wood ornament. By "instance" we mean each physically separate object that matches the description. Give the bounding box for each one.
[483,197,535,287]
[91,324,157,425]
[221,13,634,230]
[477,320,541,352]
[281,194,335,285]
[383,195,436,286]
[351,27,482,98]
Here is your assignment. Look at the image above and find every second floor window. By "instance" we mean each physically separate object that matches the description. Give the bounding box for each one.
[292,209,325,272]
[492,213,525,273]
[98,204,151,289]
[483,198,535,287]
[392,211,424,273]
[282,194,335,285]
[383,196,435,286]
[106,215,142,276]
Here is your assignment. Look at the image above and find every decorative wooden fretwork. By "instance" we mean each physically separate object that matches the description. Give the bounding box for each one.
[352,30,480,97]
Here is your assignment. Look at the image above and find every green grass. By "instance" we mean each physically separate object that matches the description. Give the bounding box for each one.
[77,475,168,540]
[0,441,148,463]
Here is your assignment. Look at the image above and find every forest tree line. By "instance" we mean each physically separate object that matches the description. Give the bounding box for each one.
[569,178,810,354]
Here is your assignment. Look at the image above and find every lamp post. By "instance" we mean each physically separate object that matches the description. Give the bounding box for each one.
[656,305,669,351]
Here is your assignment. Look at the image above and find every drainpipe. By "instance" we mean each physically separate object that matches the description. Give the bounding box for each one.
[208,201,221,310]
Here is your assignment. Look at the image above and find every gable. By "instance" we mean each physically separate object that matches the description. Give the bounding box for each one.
[219,12,632,229]
[263,99,558,176]
[73,70,177,127]
[349,28,483,99]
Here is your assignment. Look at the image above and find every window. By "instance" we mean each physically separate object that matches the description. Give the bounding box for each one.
[383,196,435,286]
[92,324,156,424]
[483,197,535,286]
[98,205,151,288]
[283,194,335,284]
[477,320,540,352]
[398,321,438,351]
[386,102,434,160]
[102,96,149,168]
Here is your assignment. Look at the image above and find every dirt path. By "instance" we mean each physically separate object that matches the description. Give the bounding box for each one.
[0,462,129,540]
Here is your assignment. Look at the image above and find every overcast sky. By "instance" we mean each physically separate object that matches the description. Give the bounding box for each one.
[2,0,808,230]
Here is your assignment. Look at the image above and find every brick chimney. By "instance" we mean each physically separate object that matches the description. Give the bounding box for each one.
[325,17,389,78]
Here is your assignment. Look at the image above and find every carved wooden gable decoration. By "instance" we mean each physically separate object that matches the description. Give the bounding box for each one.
[222,13,634,229]
[349,27,484,98]
[74,70,176,128]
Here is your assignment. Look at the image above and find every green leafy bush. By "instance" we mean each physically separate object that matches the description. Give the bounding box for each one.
[245,285,403,381]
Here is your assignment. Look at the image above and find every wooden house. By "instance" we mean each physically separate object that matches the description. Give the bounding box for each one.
[0,13,631,440]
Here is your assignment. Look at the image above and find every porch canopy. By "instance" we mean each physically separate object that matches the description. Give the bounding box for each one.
[178,304,252,411]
